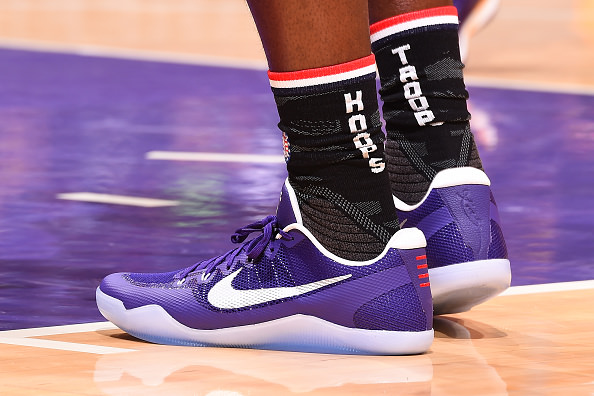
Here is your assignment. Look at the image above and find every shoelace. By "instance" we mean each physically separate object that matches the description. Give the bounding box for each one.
[176,215,293,282]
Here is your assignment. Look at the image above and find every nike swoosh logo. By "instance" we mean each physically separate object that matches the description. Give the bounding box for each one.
[207,268,352,310]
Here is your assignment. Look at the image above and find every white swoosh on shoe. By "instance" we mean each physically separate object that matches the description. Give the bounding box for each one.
[207,268,352,309]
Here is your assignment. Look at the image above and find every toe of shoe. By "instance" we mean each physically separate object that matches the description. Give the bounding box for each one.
[97,272,188,312]
[98,272,137,305]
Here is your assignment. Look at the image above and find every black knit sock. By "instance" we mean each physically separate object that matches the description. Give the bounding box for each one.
[371,6,483,205]
[269,55,399,260]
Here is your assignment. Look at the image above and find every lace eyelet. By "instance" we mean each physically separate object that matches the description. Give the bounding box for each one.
[201,272,212,282]
[176,278,186,286]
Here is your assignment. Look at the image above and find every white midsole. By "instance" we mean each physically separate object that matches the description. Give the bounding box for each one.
[429,259,511,294]
[96,288,433,355]
[429,258,511,313]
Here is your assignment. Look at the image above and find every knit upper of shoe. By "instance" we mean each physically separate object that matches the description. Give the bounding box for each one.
[125,270,180,285]
[101,227,428,331]
[124,215,293,288]
[117,229,409,310]
[99,182,432,332]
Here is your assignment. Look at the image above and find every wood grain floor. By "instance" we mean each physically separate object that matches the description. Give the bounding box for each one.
[1,287,593,395]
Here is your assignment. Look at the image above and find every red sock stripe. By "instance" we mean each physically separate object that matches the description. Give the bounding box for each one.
[370,6,458,42]
[420,282,431,288]
[415,255,427,260]
[417,264,428,269]
[268,54,376,89]
[418,273,429,279]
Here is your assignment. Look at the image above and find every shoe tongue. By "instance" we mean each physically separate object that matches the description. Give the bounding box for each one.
[276,180,301,228]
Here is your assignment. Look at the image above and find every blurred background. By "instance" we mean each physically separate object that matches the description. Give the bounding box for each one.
[0,0,593,86]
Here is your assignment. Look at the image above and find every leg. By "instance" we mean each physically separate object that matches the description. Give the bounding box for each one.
[368,0,510,313]
[247,0,371,71]
[370,0,481,205]
[248,0,400,261]
[95,0,434,354]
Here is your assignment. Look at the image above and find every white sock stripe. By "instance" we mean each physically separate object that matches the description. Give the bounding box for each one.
[371,15,459,43]
[269,64,378,89]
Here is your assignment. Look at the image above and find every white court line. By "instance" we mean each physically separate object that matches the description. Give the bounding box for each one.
[0,321,118,338]
[0,321,136,355]
[0,337,134,354]
[499,279,594,296]
[1,279,592,354]
[57,192,179,207]
[146,151,285,164]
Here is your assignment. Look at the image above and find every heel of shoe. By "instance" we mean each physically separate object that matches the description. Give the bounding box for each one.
[397,242,433,330]
[387,228,433,330]
[429,258,511,314]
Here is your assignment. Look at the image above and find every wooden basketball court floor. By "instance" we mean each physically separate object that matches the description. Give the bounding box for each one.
[1,1,593,394]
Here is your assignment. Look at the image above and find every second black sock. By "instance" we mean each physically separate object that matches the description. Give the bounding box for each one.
[371,7,483,204]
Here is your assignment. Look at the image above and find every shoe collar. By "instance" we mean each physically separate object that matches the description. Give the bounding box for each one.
[276,178,426,266]
[393,167,491,211]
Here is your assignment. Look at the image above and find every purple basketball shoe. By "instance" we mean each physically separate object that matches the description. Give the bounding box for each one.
[394,167,511,315]
[96,180,434,355]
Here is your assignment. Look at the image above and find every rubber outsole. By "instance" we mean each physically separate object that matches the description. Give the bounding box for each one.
[96,288,433,355]
[429,258,511,315]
